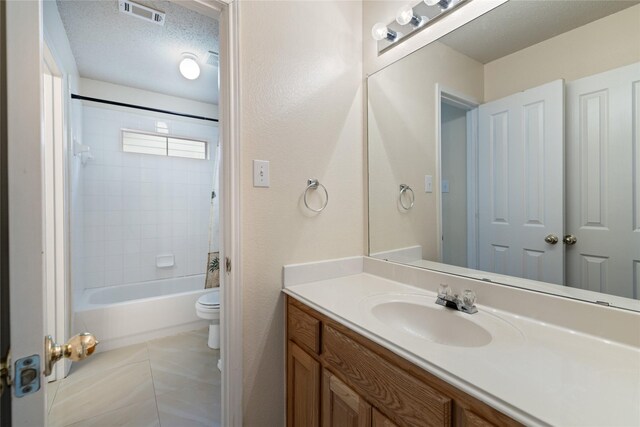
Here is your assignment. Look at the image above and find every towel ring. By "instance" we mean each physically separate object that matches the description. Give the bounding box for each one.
[304,179,328,213]
[399,184,415,210]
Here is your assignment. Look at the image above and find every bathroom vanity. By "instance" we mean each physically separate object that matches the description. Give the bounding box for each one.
[286,296,518,427]
[283,257,640,427]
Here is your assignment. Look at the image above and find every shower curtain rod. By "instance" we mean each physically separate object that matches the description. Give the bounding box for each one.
[71,94,219,123]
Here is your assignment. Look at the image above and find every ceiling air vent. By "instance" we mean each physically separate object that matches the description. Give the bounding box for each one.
[118,1,165,26]
[205,51,219,67]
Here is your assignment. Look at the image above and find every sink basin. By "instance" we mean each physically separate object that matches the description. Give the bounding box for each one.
[371,301,492,347]
[360,293,523,349]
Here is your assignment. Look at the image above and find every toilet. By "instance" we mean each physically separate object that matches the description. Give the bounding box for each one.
[195,289,220,349]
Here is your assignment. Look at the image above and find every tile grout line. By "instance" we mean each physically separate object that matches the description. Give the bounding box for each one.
[48,381,60,416]
[146,339,163,427]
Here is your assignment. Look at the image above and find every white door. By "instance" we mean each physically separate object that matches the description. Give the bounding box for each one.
[6,0,48,425]
[565,62,640,298]
[478,80,564,284]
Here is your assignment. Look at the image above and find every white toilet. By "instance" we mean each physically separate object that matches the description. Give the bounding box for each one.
[195,289,220,349]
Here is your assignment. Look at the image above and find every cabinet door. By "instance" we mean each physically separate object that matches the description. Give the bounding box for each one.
[372,408,399,427]
[322,370,372,427]
[288,342,321,427]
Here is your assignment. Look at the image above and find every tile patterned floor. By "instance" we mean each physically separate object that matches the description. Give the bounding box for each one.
[47,329,221,427]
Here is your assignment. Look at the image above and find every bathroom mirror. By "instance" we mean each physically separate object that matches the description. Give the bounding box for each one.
[367,0,640,311]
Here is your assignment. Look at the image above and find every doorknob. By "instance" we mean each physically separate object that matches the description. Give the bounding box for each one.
[544,234,559,244]
[44,333,98,376]
[563,234,578,245]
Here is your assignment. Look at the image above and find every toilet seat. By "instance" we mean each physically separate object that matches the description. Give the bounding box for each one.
[197,291,220,308]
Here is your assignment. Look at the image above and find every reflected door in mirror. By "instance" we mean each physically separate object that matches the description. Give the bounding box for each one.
[566,63,640,298]
[478,80,564,285]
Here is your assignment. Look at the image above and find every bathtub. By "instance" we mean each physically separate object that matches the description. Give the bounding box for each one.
[74,275,211,351]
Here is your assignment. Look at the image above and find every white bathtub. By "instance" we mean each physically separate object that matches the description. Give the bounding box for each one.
[74,275,211,351]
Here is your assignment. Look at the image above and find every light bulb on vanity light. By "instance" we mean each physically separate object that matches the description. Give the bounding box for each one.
[424,0,453,9]
[371,22,398,42]
[179,53,200,80]
[396,5,426,27]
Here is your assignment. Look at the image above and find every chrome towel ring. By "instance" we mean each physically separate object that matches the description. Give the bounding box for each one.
[399,184,415,210]
[304,179,329,213]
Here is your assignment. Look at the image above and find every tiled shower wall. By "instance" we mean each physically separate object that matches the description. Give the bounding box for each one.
[79,105,218,289]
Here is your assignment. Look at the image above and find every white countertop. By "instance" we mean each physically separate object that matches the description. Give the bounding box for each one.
[283,273,640,427]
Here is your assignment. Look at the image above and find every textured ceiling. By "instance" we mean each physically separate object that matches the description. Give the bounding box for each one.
[56,0,219,104]
[439,0,639,64]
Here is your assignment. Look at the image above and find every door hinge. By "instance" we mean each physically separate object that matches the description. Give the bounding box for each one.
[225,256,232,273]
[0,349,12,399]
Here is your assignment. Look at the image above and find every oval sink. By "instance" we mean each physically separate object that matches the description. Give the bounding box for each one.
[360,293,523,349]
[371,301,492,347]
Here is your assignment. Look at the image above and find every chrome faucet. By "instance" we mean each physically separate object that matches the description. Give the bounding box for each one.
[436,284,477,314]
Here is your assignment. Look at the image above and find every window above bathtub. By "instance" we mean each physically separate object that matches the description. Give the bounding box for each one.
[122,129,207,160]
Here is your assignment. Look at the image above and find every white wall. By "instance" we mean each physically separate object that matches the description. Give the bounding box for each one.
[79,104,217,289]
[238,1,364,425]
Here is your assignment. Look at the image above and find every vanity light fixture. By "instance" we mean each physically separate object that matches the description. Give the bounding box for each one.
[396,5,427,27]
[424,0,453,10]
[373,0,466,53]
[371,23,398,42]
[179,53,200,80]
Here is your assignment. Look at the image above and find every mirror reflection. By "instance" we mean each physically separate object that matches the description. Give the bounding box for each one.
[367,0,640,307]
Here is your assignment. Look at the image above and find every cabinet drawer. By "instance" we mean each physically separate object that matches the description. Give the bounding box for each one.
[288,302,321,354]
[323,324,452,427]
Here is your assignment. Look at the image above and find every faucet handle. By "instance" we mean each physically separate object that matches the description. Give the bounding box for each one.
[438,284,452,298]
[462,289,476,307]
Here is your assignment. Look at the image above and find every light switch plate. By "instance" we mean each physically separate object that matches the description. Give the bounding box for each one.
[442,179,450,193]
[425,175,433,193]
[253,160,270,188]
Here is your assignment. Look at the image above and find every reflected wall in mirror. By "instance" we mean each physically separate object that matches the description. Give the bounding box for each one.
[368,0,640,310]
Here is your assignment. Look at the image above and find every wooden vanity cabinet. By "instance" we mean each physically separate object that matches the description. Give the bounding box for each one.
[323,370,372,427]
[288,341,321,427]
[286,296,522,427]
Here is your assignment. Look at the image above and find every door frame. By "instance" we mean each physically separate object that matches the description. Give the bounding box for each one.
[6,0,243,425]
[213,1,243,426]
[179,3,242,425]
[434,84,479,266]
[42,42,71,382]
[0,0,10,424]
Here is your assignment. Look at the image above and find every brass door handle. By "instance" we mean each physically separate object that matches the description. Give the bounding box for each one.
[544,234,559,244]
[45,333,98,376]
[563,234,578,245]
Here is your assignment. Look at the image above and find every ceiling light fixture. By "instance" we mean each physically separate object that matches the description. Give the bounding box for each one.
[179,53,200,80]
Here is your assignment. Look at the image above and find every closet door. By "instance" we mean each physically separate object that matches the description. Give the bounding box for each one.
[478,80,564,284]
[565,62,640,297]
